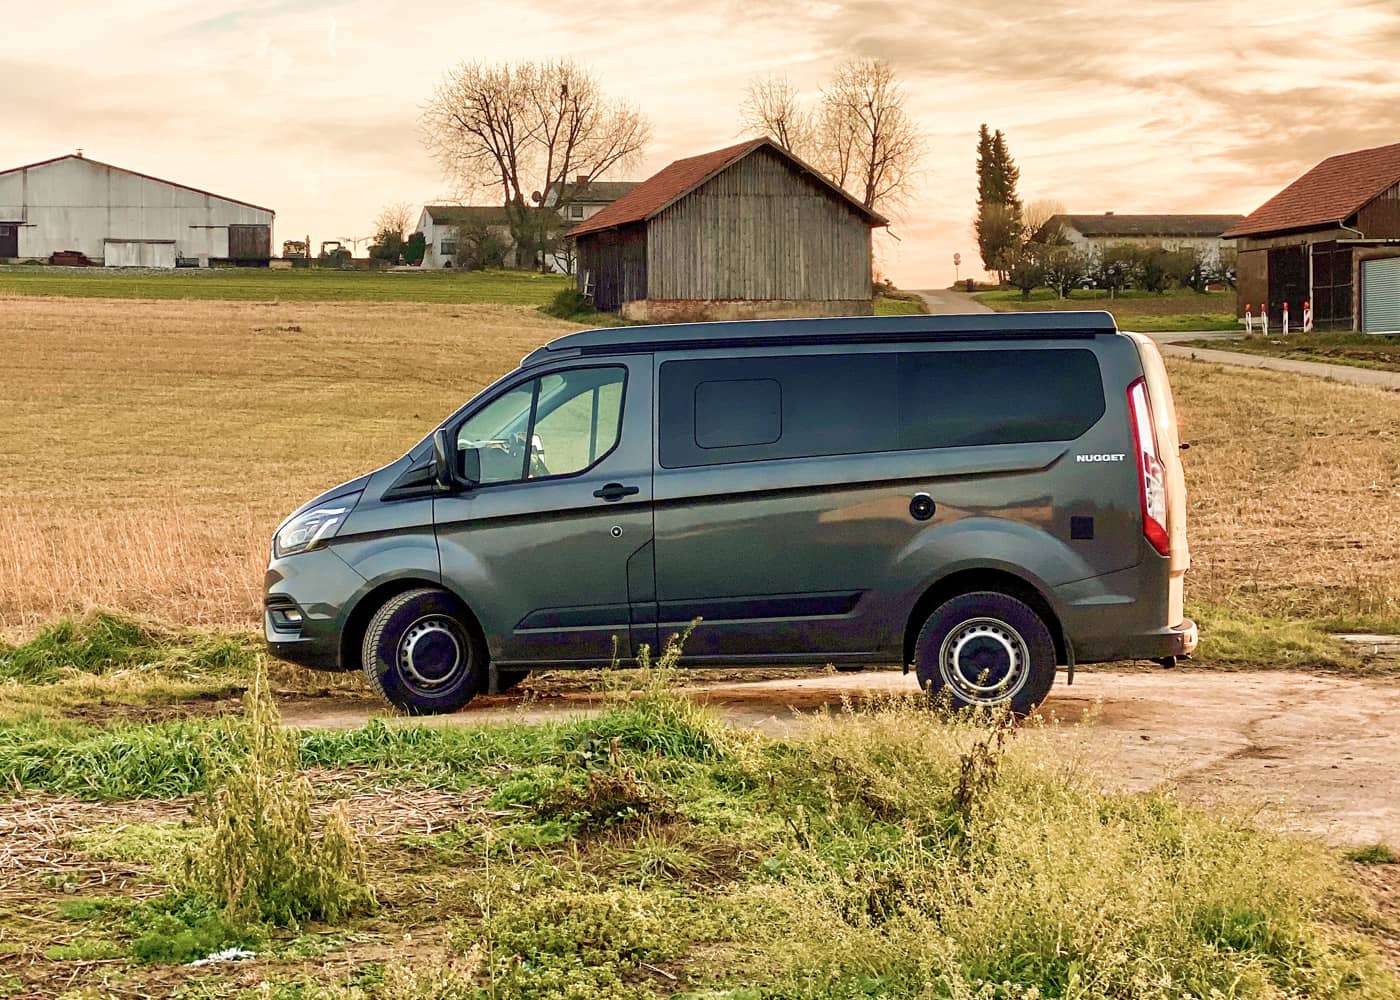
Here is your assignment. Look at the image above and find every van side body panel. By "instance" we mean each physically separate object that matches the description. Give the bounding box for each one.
[264,313,1196,685]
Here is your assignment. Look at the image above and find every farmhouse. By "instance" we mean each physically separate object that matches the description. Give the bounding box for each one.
[418,180,636,273]
[571,137,887,320]
[0,153,273,267]
[1225,141,1400,333]
[1047,214,1242,267]
[417,206,521,270]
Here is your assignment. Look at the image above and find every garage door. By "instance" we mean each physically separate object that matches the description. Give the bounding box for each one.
[1362,257,1400,333]
[104,241,177,268]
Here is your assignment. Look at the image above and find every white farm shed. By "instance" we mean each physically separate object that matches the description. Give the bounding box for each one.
[0,153,274,267]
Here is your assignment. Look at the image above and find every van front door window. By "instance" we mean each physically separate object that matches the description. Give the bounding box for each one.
[456,367,625,485]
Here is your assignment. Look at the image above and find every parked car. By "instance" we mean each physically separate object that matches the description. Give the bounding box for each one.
[265,312,1195,715]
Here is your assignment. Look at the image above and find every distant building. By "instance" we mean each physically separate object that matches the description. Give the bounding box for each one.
[1225,142,1400,332]
[544,177,640,228]
[1047,214,1243,267]
[417,179,637,273]
[571,137,887,320]
[0,153,273,267]
[416,206,521,270]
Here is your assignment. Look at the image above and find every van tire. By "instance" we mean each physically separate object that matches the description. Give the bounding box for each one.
[913,592,1055,715]
[362,588,484,714]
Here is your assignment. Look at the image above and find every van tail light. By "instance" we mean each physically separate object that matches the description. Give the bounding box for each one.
[1127,377,1171,557]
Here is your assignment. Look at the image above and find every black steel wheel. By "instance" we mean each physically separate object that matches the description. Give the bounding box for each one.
[913,591,1056,715]
[362,588,484,714]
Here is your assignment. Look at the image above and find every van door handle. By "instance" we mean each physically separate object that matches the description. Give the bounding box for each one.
[593,483,640,502]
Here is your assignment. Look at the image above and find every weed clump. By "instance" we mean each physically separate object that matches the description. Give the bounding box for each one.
[534,745,677,833]
[1345,843,1397,865]
[185,660,373,927]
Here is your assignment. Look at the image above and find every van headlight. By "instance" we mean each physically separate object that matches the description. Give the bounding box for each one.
[273,495,359,558]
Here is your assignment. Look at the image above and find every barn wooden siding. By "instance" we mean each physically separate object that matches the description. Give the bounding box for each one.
[1357,182,1400,237]
[646,146,871,301]
[577,224,647,313]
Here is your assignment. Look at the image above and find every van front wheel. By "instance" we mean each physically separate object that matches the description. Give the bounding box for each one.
[362,588,484,714]
[914,592,1055,715]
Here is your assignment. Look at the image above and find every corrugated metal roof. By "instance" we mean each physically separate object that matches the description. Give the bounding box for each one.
[569,137,887,238]
[1054,214,1243,238]
[0,154,275,215]
[1225,142,1400,238]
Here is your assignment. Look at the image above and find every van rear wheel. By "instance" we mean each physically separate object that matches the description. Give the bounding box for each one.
[362,588,484,714]
[914,592,1056,716]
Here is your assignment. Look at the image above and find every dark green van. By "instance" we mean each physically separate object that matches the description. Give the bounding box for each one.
[265,312,1195,714]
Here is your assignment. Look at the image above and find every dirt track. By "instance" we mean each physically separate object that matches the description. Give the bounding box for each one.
[280,666,1400,849]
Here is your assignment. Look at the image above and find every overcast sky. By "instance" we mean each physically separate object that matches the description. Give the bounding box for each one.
[6,0,1400,286]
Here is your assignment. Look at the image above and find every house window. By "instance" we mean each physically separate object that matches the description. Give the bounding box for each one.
[440,240,457,256]
[569,205,585,220]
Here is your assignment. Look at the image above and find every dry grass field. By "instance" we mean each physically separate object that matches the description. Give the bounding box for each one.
[2,294,1398,652]
[0,296,576,634]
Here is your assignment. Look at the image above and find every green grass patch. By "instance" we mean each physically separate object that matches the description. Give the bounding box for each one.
[1187,603,1382,670]
[0,265,569,305]
[1177,332,1400,373]
[69,821,210,874]
[1345,843,1397,865]
[127,893,262,964]
[975,287,1239,331]
[0,612,254,685]
[44,937,126,961]
[873,290,928,315]
[8,685,1398,996]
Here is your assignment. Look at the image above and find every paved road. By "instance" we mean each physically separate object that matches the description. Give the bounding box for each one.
[1158,342,1400,390]
[281,666,1400,848]
[913,288,993,314]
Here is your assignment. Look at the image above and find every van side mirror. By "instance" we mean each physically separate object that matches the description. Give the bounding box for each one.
[432,428,479,491]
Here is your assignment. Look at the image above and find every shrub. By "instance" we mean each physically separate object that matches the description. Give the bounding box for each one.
[186,661,373,926]
[541,287,596,320]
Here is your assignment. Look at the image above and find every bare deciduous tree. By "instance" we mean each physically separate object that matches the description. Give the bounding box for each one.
[422,59,650,269]
[815,59,923,215]
[739,75,812,155]
[1021,199,1066,244]
[369,202,416,263]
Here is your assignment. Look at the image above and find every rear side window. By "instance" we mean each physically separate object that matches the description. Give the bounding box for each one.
[659,349,1103,468]
[897,350,1105,449]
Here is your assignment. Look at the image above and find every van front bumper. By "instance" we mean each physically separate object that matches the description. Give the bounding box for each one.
[264,545,366,671]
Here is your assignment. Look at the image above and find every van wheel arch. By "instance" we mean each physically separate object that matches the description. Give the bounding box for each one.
[903,568,1067,670]
[341,579,487,674]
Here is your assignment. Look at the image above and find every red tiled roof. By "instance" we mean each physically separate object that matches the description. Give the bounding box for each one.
[1225,142,1400,239]
[569,137,886,238]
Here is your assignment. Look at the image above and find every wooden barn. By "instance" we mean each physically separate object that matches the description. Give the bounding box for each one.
[570,138,887,320]
[1225,141,1400,333]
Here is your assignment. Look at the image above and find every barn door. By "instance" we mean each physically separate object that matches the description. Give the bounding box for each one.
[0,224,18,258]
[1267,246,1306,325]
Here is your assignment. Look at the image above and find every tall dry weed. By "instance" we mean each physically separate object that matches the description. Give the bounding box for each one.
[187,659,373,926]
